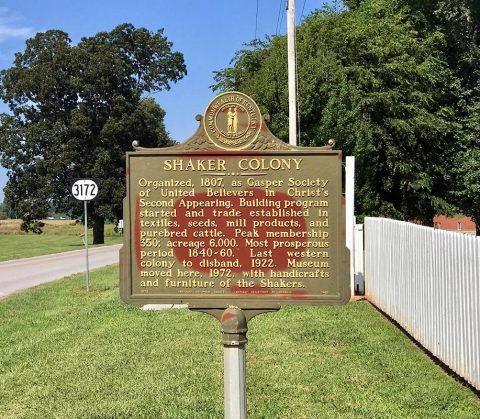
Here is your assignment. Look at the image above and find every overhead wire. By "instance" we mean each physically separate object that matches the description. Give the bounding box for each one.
[255,0,259,40]
[275,0,286,36]
[279,0,287,33]
[300,0,307,22]
[275,0,282,35]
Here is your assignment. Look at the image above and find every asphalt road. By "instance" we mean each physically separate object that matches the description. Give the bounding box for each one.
[0,244,122,297]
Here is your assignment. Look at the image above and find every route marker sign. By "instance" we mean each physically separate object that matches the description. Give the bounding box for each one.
[71,178,99,291]
[71,178,99,201]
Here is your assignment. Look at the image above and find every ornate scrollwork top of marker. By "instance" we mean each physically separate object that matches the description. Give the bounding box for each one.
[132,91,334,152]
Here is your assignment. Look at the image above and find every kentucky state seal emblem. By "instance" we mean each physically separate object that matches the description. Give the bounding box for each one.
[203,91,262,150]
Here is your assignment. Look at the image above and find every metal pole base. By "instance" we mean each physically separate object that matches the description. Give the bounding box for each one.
[221,307,248,419]
[224,345,247,419]
[190,305,279,418]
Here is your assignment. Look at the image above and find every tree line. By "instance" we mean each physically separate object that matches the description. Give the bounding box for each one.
[213,0,480,233]
[0,1,479,239]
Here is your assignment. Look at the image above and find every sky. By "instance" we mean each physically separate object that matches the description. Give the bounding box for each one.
[0,0,333,203]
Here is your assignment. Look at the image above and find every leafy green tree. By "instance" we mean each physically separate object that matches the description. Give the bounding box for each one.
[343,0,365,9]
[213,0,459,224]
[0,23,186,243]
[402,0,480,233]
[0,202,7,220]
[356,0,480,232]
[0,197,15,220]
[452,101,480,234]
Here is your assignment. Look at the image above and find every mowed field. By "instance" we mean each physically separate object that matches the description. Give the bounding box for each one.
[0,265,479,418]
[0,219,122,261]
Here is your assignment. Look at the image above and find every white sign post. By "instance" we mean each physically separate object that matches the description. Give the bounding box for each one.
[345,156,355,298]
[71,178,99,291]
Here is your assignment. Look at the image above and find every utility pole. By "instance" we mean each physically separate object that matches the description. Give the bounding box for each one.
[287,0,297,146]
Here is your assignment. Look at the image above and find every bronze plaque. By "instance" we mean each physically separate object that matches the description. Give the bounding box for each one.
[203,92,262,150]
[120,92,349,308]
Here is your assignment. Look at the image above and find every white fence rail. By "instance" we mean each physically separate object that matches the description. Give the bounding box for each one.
[365,217,480,390]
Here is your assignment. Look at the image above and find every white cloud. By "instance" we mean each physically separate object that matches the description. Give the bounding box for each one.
[0,25,33,42]
[0,8,33,42]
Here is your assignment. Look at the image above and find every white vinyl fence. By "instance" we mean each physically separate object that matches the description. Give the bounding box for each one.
[354,224,364,295]
[365,217,480,390]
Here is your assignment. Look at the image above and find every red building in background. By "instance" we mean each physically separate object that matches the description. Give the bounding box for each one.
[433,215,477,235]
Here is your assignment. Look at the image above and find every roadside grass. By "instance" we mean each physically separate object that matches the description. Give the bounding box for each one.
[0,220,122,261]
[0,266,478,418]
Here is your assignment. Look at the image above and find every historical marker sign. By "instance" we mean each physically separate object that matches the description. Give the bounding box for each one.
[120,92,349,308]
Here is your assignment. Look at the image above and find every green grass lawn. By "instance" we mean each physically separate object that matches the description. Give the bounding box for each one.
[0,234,122,261]
[0,266,478,418]
[0,220,122,261]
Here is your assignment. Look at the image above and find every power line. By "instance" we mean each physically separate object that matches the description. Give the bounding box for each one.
[279,0,287,33]
[254,0,259,40]
[275,0,283,35]
[300,0,307,22]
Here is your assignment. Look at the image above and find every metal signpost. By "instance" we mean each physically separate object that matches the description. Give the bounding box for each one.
[71,178,99,291]
[120,92,349,418]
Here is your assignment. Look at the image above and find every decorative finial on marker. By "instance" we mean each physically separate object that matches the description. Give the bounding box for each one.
[132,140,139,149]
[328,138,336,147]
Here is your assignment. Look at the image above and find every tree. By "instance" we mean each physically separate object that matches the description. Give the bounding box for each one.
[394,0,480,233]
[452,101,480,235]
[402,0,480,233]
[213,0,460,224]
[0,24,186,243]
[0,202,7,220]
[0,197,16,220]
